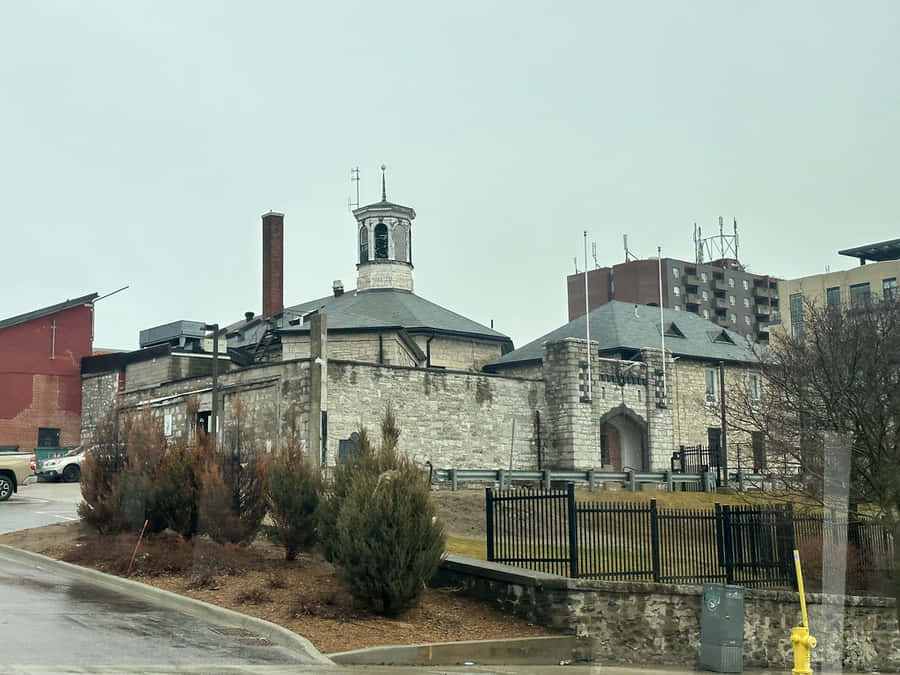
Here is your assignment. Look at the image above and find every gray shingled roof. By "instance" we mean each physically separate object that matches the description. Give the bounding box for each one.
[486,301,760,370]
[0,293,98,332]
[227,288,512,351]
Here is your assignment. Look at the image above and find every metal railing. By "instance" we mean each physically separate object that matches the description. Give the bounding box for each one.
[433,467,771,492]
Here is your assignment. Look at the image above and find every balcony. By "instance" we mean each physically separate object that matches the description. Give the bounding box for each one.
[713,278,728,292]
[685,274,700,287]
[714,297,728,310]
[753,285,777,300]
[755,304,771,317]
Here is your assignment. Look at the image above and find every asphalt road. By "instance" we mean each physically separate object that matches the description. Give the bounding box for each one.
[0,548,315,669]
[0,481,80,533]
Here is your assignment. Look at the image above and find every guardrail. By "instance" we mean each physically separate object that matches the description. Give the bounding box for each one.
[433,468,771,493]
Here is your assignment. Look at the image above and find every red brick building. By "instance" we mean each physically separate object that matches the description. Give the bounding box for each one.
[0,293,97,452]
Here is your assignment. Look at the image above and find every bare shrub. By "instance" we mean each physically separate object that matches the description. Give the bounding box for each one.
[235,587,271,605]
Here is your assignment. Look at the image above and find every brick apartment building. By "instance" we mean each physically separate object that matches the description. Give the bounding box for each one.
[0,293,97,452]
[567,257,778,342]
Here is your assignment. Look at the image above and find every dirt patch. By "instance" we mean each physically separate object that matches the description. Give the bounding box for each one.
[0,522,549,654]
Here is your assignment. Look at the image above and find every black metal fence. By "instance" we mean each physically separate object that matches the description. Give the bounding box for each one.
[485,484,892,590]
[671,444,722,489]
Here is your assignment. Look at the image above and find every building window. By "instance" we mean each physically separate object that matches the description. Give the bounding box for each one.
[728,277,735,288]
[883,277,897,301]
[38,427,60,448]
[705,368,719,403]
[742,279,749,290]
[748,373,761,402]
[729,294,735,306]
[674,305,681,311]
[701,290,709,301]
[374,223,389,259]
[672,267,680,279]
[702,308,710,319]
[743,297,750,308]
[358,225,368,263]
[850,282,871,308]
[744,314,752,326]
[700,271,708,282]
[790,292,803,338]
[730,312,737,323]
[673,286,681,297]
[826,286,841,308]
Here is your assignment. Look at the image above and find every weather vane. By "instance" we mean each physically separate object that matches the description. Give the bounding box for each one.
[381,164,387,201]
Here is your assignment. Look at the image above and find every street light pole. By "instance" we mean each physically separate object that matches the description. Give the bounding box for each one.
[205,323,219,446]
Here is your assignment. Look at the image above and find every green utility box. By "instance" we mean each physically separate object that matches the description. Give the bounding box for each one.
[700,583,744,673]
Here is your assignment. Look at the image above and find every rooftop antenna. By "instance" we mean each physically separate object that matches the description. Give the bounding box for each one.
[347,166,360,212]
[380,163,387,202]
[733,217,739,262]
[624,234,636,262]
[592,242,599,269]
[573,257,579,274]
[694,217,741,268]
[694,222,703,265]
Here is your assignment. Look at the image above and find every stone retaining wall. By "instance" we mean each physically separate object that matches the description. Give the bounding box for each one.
[435,554,900,671]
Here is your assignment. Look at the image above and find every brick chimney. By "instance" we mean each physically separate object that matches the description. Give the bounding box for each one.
[262,211,284,318]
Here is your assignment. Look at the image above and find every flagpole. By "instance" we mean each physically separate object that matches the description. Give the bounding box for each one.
[584,231,592,402]
[658,246,667,402]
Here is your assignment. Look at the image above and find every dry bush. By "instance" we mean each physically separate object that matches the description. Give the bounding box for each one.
[267,572,287,589]
[78,411,127,533]
[288,590,357,622]
[235,587,272,605]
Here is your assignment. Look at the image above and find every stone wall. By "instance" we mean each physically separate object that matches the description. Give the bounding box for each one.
[435,554,900,672]
[80,372,120,444]
[325,359,545,469]
[357,260,413,291]
[411,335,505,372]
[283,332,420,368]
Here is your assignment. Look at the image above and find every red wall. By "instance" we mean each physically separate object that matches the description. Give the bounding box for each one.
[0,303,93,450]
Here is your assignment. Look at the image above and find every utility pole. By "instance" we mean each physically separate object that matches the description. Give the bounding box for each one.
[205,323,220,446]
[719,360,727,486]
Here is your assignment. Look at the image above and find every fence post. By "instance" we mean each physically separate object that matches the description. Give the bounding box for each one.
[587,469,595,492]
[485,487,495,562]
[450,469,458,492]
[542,469,551,490]
[567,482,578,578]
[664,470,674,492]
[737,471,745,492]
[722,505,734,585]
[650,498,661,582]
[498,469,507,490]
[628,470,637,492]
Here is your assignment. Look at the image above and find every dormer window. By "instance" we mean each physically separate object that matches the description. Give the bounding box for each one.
[374,223,389,259]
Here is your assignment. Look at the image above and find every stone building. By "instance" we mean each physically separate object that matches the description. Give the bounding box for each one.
[81,187,762,475]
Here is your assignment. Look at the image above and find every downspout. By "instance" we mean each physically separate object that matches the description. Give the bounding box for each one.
[378,334,384,365]
[426,334,435,368]
[535,410,542,471]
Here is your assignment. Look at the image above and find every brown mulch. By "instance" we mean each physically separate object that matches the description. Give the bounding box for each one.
[0,521,549,654]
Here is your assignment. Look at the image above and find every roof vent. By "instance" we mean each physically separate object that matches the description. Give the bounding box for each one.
[333,280,344,297]
[244,311,255,322]
[711,329,736,345]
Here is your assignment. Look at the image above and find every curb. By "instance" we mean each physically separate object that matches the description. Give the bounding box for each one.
[0,544,334,667]
[328,635,592,666]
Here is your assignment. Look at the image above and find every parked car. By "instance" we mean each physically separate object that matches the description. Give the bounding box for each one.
[37,447,86,483]
[0,452,33,501]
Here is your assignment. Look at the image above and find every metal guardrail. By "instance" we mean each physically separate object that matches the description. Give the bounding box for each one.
[434,468,770,493]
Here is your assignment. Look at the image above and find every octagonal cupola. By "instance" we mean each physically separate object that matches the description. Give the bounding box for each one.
[353,165,416,292]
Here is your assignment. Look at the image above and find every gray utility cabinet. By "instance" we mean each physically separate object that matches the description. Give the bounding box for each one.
[699,583,744,673]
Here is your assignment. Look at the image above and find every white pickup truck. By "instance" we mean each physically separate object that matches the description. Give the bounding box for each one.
[0,453,34,501]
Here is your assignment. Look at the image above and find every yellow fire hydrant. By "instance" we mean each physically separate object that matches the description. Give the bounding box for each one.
[791,549,817,675]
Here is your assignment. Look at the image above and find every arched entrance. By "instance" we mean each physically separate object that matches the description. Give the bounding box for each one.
[599,404,649,471]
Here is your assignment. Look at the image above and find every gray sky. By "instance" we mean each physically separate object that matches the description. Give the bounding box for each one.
[2,1,898,351]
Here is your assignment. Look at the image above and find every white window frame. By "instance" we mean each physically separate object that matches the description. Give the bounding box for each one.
[705,367,719,403]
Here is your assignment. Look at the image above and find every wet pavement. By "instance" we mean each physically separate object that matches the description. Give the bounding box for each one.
[0,481,80,533]
[0,550,313,668]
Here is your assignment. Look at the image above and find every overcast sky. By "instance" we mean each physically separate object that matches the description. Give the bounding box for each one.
[2,1,898,350]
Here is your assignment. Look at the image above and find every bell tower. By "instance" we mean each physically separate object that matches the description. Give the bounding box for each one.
[353,165,416,292]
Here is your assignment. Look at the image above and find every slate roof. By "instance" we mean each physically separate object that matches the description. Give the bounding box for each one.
[0,293,98,332]
[485,301,760,370]
[225,288,513,352]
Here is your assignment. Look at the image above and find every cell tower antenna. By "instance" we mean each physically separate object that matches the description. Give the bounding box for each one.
[347,166,360,212]
[733,217,739,263]
[592,242,599,269]
[573,257,579,274]
[694,216,741,268]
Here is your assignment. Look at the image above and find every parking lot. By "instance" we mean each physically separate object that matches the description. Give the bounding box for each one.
[0,480,81,534]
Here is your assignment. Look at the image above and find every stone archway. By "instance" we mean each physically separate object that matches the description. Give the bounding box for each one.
[599,404,649,471]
